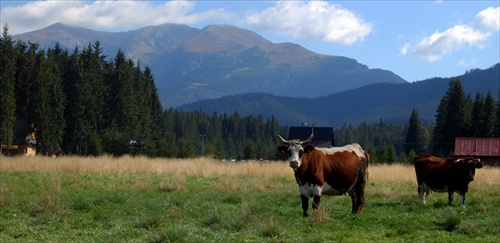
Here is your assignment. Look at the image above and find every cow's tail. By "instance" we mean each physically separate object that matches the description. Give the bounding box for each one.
[364,151,370,179]
[352,150,369,214]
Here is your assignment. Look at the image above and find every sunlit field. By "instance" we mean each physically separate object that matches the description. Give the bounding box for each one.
[1,156,499,242]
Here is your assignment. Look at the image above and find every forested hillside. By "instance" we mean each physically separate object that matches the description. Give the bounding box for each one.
[0,27,288,159]
[2,26,499,161]
[178,64,500,127]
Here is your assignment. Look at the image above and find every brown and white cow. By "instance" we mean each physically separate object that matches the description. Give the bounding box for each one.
[277,134,369,217]
[413,153,483,208]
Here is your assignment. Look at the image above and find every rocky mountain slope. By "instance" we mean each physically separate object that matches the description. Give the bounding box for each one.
[14,23,407,107]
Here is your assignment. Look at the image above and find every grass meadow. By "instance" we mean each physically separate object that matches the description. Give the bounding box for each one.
[0,155,499,242]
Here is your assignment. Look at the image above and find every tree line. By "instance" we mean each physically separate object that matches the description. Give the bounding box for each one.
[2,25,499,161]
[0,25,287,159]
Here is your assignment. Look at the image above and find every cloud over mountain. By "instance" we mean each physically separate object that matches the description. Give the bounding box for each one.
[403,6,499,62]
[243,1,373,45]
[2,0,372,46]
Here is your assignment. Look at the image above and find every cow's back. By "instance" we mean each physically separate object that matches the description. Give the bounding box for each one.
[414,154,451,188]
[317,144,368,193]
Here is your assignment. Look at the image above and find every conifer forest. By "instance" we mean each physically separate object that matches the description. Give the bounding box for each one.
[1,26,499,161]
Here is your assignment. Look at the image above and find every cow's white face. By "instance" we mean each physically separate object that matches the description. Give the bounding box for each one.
[277,134,314,171]
[285,142,305,170]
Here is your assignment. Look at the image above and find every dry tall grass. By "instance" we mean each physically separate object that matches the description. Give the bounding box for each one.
[0,155,499,185]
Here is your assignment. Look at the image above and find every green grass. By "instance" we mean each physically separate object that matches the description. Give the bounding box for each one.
[0,171,499,242]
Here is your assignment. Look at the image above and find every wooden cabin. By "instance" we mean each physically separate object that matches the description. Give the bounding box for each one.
[454,137,500,166]
[287,126,335,148]
[0,119,36,156]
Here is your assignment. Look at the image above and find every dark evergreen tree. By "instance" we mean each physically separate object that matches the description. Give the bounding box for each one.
[404,108,428,154]
[470,92,485,136]
[32,49,66,154]
[483,91,496,137]
[432,78,469,156]
[14,42,38,124]
[0,24,16,148]
[107,50,136,139]
[495,97,500,137]
[62,42,107,155]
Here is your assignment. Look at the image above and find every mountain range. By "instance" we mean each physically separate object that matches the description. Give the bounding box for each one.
[178,64,500,127]
[13,23,499,127]
[14,23,406,107]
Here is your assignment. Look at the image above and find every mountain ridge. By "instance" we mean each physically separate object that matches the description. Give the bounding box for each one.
[13,22,407,107]
[178,64,500,127]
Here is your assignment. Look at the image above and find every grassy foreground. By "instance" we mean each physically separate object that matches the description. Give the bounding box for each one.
[1,156,499,242]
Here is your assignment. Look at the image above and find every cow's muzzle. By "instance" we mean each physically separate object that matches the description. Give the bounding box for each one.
[289,160,299,170]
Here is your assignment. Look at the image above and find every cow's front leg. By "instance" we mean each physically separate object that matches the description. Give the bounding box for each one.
[458,192,466,208]
[448,190,455,205]
[300,195,309,217]
[312,184,322,212]
[418,185,426,206]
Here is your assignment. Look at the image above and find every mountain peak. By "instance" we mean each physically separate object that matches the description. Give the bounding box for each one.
[183,24,271,53]
[14,23,408,107]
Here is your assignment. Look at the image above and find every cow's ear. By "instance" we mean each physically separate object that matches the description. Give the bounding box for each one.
[277,145,288,154]
[303,144,315,153]
[475,162,484,169]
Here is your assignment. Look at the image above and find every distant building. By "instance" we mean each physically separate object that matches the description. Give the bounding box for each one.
[1,119,36,156]
[454,137,500,166]
[288,126,334,148]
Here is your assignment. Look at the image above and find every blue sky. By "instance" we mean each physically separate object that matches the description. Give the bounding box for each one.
[1,1,499,82]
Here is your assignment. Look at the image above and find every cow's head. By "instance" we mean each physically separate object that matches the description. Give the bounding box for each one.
[454,157,483,182]
[277,134,314,171]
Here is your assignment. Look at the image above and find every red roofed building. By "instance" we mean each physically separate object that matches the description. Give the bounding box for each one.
[454,137,500,166]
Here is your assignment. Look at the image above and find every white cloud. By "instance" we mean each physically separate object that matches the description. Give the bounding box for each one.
[475,7,500,31]
[414,25,489,62]
[399,43,411,56]
[0,0,232,35]
[411,7,499,62]
[243,1,373,45]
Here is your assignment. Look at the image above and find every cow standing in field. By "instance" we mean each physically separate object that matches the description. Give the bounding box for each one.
[413,154,483,208]
[277,134,369,217]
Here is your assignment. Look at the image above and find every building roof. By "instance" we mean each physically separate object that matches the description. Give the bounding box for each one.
[454,137,500,157]
[288,126,334,148]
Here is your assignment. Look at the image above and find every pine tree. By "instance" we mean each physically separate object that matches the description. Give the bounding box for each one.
[470,92,485,136]
[32,49,66,154]
[0,24,16,148]
[495,97,500,137]
[483,91,496,137]
[432,78,470,156]
[404,108,428,154]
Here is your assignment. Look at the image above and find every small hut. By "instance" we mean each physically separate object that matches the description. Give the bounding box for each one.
[454,137,500,166]
[1,119,36,156]
[287,126,334,148]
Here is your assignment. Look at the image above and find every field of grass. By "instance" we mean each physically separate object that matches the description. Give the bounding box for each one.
[1,156,499,242]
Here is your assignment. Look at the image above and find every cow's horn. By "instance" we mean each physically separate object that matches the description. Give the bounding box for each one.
[276,134,289,144]
[302,134,314,144]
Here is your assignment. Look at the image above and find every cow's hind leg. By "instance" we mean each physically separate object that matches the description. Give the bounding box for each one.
[350,186,365,214]
[349,191,357,213]
[418,185,427,206]
[351,163,368,214]
[301,195,309,217]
